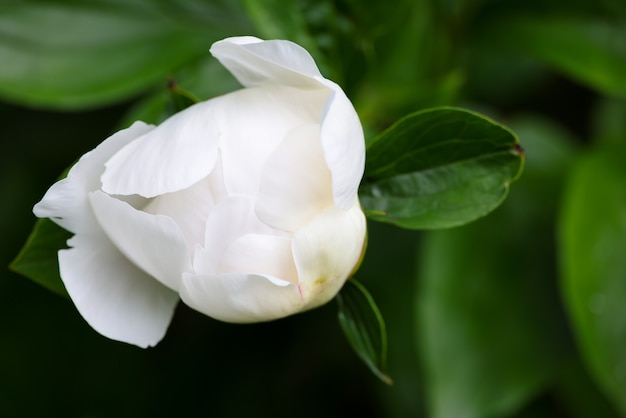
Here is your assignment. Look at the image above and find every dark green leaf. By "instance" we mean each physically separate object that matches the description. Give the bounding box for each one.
[360,107,524,229]
[11,218,70,297]
[337,279,392,385]
[555,356,621,418]
[559,142,626,415]
[591,98,626,145]
[481,16,626,97]
[0,0,251,109]
[355,222,423,415]
[416,116,578,418]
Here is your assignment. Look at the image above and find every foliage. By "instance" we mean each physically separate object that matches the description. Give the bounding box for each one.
[361,107,523,229]
[337,279,392,385]
[2,0,625,417]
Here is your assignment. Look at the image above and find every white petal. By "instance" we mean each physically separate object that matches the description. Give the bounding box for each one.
[180,203,366,324]
[219,234,298,284]
[89,191,192,291]
[210,37,322,89]
[180,272,303,323]
[143,175,215,255]
[33,121,153,233]
[317,79,366,209]
[292,201,367,308]
[193,196,286,275]
[210,36,364,209]
[215,85,329,196]
[256,124,333,231]
[206,151,228,204]
[101,100,220,198]
[59,233,178,348]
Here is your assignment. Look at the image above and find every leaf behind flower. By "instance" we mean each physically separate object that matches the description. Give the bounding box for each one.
[360,107,524,230]
[337,279,392,385]
[11,218,70,298]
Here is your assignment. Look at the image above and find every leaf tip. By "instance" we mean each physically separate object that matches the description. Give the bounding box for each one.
[512,143,525,157]
[379,372,394,386]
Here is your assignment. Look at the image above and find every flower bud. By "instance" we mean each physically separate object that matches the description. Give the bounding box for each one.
[34,36,366,347]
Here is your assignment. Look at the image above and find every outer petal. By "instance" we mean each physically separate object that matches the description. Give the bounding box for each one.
[210,37,322,89]
[256,124,333,231]
[215,85,329,197]
[59,233,178,348]
[101,100,220,198]
[210,36,365,209]
[89,191,192,291]
[317,78,366,209]
[180,272,303,323]
[182,201,367,324]
[33,121,154,233]
[292,201,367,308]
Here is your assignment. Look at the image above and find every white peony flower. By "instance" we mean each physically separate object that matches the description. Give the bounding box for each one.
[33,36,367,348]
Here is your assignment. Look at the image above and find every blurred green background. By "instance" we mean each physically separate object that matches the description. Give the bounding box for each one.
[1,1,625,417]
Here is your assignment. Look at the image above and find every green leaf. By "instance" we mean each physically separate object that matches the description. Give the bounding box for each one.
[360,107,524,230]
[417,116,578,418]
[559,142,626,415]
[555,356,621,418]
[591,98,626,145]
[482,16,626,97]
[0,0,252,109]
[355,222,423,415]
[337,279,392,385]
[11,218,70,297]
